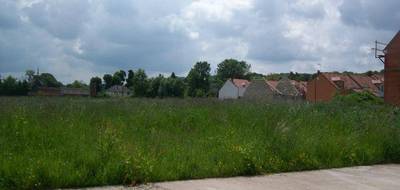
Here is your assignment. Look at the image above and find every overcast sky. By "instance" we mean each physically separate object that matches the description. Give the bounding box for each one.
[0,0,399,83]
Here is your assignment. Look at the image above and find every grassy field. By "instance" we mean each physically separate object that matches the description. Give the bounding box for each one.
[0,97,399,189]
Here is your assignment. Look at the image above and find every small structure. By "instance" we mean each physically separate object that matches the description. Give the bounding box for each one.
[243,80,275,100]
[383,31,400,106]
[106,85,131,97]
[32,87,62,96]
[218,79,250,100]
[61,88,89,96]
[306,72,384,102]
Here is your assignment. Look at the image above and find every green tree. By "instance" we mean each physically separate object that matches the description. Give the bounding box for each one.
[103,74,113,89]
[147,74,164,98]
[89,77,102,97]
[126,70,135,88]
[132,69,148,97]
[170,72,177,79]
[186,61,211,97]
[112,70,126,86]
[66,80,88,88]
[168,77,185,98]
[0,76,29,96]
[216,59,250,82]
[33,73,62,88]
[25,70,35,83]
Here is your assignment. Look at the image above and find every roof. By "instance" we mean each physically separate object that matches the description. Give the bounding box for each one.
[232,79,250,88]
[322,73,360,90]
[321,72,383,96]
[295,81,308,94]
[348,75,382,96]
[384,31,400,51]
[266,80,307,96]
[266,81,281,94]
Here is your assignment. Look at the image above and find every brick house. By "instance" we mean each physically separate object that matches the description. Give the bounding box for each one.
[383,31,400,106]
[306,72,384,102]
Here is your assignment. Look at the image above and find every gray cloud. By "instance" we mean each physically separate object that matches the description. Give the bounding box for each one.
[0,0,398,83]
[339,0,400,31]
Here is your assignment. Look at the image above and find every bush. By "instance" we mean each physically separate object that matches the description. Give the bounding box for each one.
[333,92,384,105]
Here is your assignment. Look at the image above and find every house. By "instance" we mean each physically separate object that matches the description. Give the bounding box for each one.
[106,85,131,97]
[306,72,384,102]
[243,80,275,100]
[266,79,307,98]
[61,88,89,96]
[348,75,384,97]
[218,79,250,100]
[32,87,62,96]
[383,31,400,106]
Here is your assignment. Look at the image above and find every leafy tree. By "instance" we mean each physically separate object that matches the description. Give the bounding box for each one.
[41,73,62,87]
[147,74,164,98]
[246,72,265,80]
[170,72,177,79]
[132,69,148,97]
[66,80,88,88]
[112,70,126,86]
[186,61,211,97]
[103,74,113,89]
[216,59,250,82]
[167,77,185,98]
[0,76,29,96]
[126,70,135,88]
[25,70,35,83]
[89,77,102,97]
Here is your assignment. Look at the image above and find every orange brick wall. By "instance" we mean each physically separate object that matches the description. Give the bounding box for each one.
[384,34,400,106]
[306,74,338,102]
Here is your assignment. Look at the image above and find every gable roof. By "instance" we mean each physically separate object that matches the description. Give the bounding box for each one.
[348,75,383,96]
[320,72,383,96]
[232,79,250,88]
[322,73,360,90]
[266,81,281,94]
[384,31,400,51]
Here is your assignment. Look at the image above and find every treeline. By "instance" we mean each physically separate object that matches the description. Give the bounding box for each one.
[1,59,384,97]
[0,71,84,96]
[90,59,254,97]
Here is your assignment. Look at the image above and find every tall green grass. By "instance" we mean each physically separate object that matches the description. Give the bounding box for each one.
[0,97,399,189]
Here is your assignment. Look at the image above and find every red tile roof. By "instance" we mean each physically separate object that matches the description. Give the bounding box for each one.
[349,75,382,96]
[321,73,383,96]
[233,79,250,88]
[322,73,360,90]
[266,81,281,94]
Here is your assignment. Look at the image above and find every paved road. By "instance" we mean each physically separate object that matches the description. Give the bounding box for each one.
[86,165,400,190]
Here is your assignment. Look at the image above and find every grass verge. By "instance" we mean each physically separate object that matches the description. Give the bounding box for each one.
[0,97,399,189]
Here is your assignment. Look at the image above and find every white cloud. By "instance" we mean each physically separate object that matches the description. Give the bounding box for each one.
[0,0,397,83]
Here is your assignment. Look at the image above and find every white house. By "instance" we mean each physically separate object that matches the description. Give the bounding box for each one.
[218,79,250,100]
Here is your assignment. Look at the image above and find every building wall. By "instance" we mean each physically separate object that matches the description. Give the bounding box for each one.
[238,86,247,97]
[243,80,275,100]
[218,80,239,100]
[306,74,338,102]
[384,33,400,106]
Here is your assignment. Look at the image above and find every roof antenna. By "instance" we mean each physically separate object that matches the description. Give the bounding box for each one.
[372,40,387,64]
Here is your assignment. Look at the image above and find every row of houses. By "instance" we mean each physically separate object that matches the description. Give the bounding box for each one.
[218,73,384,102]
[219,31,400,105]
[218,78,307,100]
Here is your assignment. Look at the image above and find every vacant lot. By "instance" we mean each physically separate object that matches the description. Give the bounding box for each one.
[0,97,399,189]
